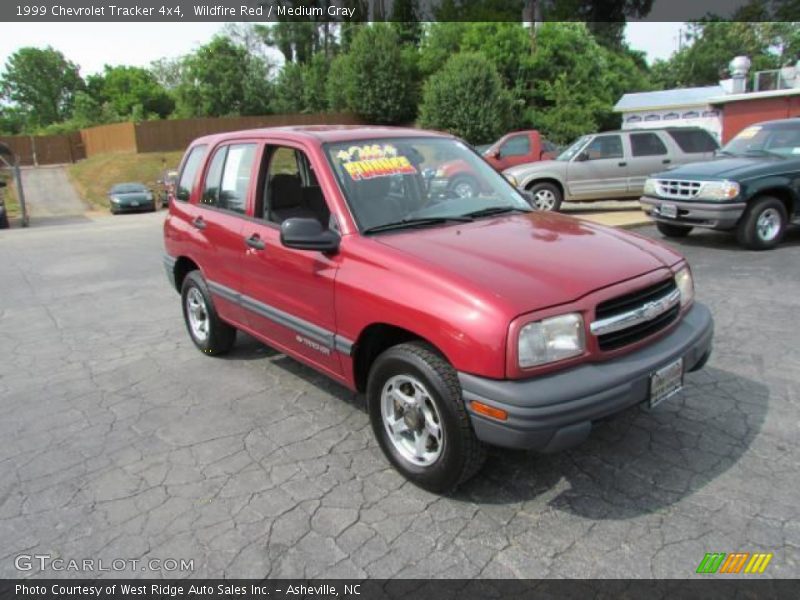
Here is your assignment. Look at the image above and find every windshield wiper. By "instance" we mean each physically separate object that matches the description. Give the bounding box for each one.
[462,206,530,218]
[362,216,473,235]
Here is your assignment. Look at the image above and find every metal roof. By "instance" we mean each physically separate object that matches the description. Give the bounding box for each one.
[614,86,725,112]
[708,87,800,104]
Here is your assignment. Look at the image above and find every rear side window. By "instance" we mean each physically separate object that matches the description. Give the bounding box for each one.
[199,143,256,214]
[630,132,667,156]
[668,129,719,153]
[176,145,207,202]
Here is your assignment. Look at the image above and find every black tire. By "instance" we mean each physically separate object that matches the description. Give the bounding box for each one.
[367,341,487,493]
[448,175,479,198]
[656,221,693,238]
[736,196,788,250]
[180,270,236,355]
[528,182,563,211]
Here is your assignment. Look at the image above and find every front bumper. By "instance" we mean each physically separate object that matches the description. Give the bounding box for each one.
[111,201,155,213]
[459,302,714,452]
[640,196,746,230]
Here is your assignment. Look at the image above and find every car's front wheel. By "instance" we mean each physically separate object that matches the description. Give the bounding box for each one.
[528,182,563,211]
[656,222,693,238]
[367,341,486,493]
[737,196,787,250]
[181,270,236,355]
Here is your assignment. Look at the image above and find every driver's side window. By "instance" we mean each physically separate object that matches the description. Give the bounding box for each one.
[257,146,332,228]
[583,135,623,160]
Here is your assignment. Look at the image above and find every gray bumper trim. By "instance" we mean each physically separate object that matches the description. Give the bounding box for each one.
[641,197,746,230]
[459,302,714,452]
[163,255,177,290]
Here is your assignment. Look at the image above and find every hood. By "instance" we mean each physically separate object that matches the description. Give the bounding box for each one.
[654,156,784,180]
[504,159,565,179]
[373,212,680,316]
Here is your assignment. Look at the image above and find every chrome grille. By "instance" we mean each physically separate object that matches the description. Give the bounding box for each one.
[655,179,701,200]
[592,278,680,351]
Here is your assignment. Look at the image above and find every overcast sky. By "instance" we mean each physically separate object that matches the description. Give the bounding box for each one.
[0,22,686,78]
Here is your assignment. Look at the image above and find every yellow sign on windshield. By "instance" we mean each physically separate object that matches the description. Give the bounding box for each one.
[337,144,418,181]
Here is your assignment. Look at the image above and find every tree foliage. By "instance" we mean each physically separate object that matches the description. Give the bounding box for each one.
[174,36,273,117]
[338,24,417,124]
[0,47,83,127]
[86,65,174,120]
[418,53,515,144]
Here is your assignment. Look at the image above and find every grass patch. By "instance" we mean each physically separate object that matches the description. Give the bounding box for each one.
[67,151,184,210]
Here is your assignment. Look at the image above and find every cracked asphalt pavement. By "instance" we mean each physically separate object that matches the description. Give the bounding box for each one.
[0,212,798,579]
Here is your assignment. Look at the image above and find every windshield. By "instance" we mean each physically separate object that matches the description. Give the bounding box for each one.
[112,183,147,194]
[324,137,531,232]
[556,136,590,161]
[721,124,800,157]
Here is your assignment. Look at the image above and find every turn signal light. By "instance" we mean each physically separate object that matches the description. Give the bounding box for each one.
[470,401,508,421]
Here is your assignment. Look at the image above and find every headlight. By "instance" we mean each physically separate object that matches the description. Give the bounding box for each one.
[110,196,120,204]
[696,180,739,201]
[505,173,518,188]
[675,266,694,307]
[518,313,585,368]
[643,178,657,196]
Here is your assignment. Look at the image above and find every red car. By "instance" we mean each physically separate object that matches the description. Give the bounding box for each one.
[164,126,713,492]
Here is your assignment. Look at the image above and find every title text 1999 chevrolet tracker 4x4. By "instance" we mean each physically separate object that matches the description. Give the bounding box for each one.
[164,126,714,492]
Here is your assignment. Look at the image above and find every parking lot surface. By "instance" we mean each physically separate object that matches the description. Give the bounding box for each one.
[0,213,798,579]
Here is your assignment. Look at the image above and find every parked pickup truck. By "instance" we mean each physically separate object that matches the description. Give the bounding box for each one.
[164,126,714,492]
[433,130,558,198]
[504,127,719,211]
[642,118,800,250]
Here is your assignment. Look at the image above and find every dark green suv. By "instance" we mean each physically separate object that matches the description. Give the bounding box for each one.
[641,118,800,250]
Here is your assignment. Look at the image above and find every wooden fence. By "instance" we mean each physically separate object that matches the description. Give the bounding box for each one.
[0,132,85,166]
[0,113,366,165]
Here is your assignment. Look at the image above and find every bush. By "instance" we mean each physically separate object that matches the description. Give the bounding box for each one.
[340,24,417,124]
[418,52,515,145]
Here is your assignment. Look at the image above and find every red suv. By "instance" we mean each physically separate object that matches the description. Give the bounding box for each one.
[164,126,714,492]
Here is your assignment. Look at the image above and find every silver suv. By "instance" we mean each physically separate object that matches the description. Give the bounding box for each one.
[504,127,719,211]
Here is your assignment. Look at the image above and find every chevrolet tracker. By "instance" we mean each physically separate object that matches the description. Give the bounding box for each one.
[163,126,714,492]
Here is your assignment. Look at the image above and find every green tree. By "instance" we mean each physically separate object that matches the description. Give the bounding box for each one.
[174,36,272,117]
[418,22,469,78]
[303,53,330,113]
[0,46,83,127]
[326,54,352,111]
[0,105,26,135]
[651,21,795,88]
[340,24,417,124]
[524,23,651,143]
[418,52,515,145]
[87,65,174,119]
[390,0,423,47]
[273,62,306,114]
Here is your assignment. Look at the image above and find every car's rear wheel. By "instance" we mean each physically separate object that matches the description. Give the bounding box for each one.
[367,341,486,493]
[737,196,787,250]
[656,222,693,238]
[528,182,562,211]
[181,270,236,355]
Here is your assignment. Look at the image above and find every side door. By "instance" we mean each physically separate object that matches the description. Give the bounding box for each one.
[627,131,672,195]
[565,133,629,200]
[238,142,342,377]
[494,133,533,170]
[189,141,260,326]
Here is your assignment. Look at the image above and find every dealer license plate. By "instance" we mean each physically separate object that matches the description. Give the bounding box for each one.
[130,201,139,206]
[649,357,683,409]
[660,203,677,219]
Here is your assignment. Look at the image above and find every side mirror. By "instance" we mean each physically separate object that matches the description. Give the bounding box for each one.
[280,218,340,253]
[574,151,589,162]
[488,148,500,159]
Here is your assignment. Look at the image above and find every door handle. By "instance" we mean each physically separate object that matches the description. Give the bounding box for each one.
[618,161,627,167]
[662,159,672,164]
[192,216,206,230]
[245,234,265,250]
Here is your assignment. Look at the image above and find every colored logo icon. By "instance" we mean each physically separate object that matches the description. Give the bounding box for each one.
[696,552,773,574]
